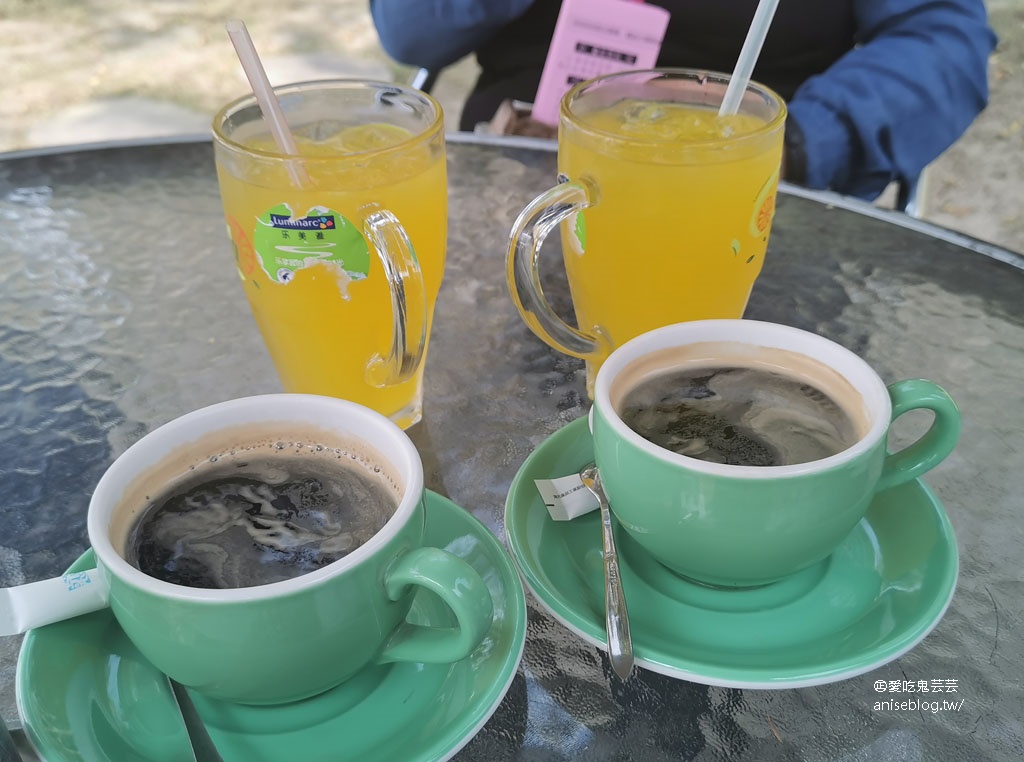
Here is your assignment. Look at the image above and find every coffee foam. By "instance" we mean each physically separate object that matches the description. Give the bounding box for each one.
[609,342,873,440]
[109,422,402,558]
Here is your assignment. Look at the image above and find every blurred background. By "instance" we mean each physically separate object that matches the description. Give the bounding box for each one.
[1,0,1021,253]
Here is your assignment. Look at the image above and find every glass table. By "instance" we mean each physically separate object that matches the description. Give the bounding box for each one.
[1,134,1021,761]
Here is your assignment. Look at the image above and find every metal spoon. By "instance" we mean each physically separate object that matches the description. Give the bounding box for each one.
[579,464,634,680]
[167,677,224,762]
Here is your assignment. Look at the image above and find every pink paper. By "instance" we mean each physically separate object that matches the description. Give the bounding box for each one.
[531,0,671,126]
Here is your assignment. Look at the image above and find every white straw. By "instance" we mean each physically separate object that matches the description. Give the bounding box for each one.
[718,0,781,116]
[225,19,308,186]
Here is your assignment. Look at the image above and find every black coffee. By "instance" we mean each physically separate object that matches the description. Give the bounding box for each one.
[125,451,397,589]
[619,365,860,466]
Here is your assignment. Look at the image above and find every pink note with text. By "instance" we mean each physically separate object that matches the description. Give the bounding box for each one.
[531,0,671,126]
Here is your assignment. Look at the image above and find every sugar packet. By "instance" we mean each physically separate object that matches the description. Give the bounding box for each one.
[534,473,600,521]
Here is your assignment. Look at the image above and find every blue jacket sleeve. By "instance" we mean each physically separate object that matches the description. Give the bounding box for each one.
[370,0,538,72]
[786,0,996,199]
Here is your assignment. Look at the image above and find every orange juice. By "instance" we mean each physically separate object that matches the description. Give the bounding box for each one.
[213,83,447,429]
[559,99,783,380]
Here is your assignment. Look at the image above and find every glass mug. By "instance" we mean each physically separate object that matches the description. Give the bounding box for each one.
[507,68,786,395]
[212,80,447,429]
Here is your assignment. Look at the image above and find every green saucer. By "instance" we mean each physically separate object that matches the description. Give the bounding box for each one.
[17,491,527,762]
[505,417,959,689]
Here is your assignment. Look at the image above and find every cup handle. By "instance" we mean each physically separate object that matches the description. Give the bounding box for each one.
[377,547,494,665]
[0,568,109,636]
[876,379,962,492]
[506,179,609,360]
[361,207,428,388]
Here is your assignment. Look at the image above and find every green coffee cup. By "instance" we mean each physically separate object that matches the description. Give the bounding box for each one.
[591,320,961,588]
[56,395,495,705]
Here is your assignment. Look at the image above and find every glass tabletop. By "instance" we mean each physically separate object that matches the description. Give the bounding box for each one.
[0,136,1022,761]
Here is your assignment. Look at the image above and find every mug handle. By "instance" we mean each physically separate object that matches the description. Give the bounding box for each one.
[361,207,428,388]
[378,547,494,664]
[506,179,610,360]
[0,568,109,635]
[876,379,961,492]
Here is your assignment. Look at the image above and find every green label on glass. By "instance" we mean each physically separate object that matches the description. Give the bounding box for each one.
[253,204,369,284]
[567,209,587,255]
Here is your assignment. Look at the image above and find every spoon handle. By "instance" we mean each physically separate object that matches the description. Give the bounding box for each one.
[599,495,634,680]
[168,677,224,762]
[580,466,634,680]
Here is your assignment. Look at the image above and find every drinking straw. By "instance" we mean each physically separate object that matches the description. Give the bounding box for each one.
[225,19,309,186]
[718,0,781,116]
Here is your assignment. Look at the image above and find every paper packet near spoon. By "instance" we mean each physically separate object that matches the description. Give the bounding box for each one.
[533,473,599,521]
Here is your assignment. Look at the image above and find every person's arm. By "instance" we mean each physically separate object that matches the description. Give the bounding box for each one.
[785,0,996,199]
[370,0,537,72]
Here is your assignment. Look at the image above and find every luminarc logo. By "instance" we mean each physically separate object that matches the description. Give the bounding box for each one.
[269,214,336,230]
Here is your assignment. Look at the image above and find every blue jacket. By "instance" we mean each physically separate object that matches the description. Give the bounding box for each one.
[370,0,996,199]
